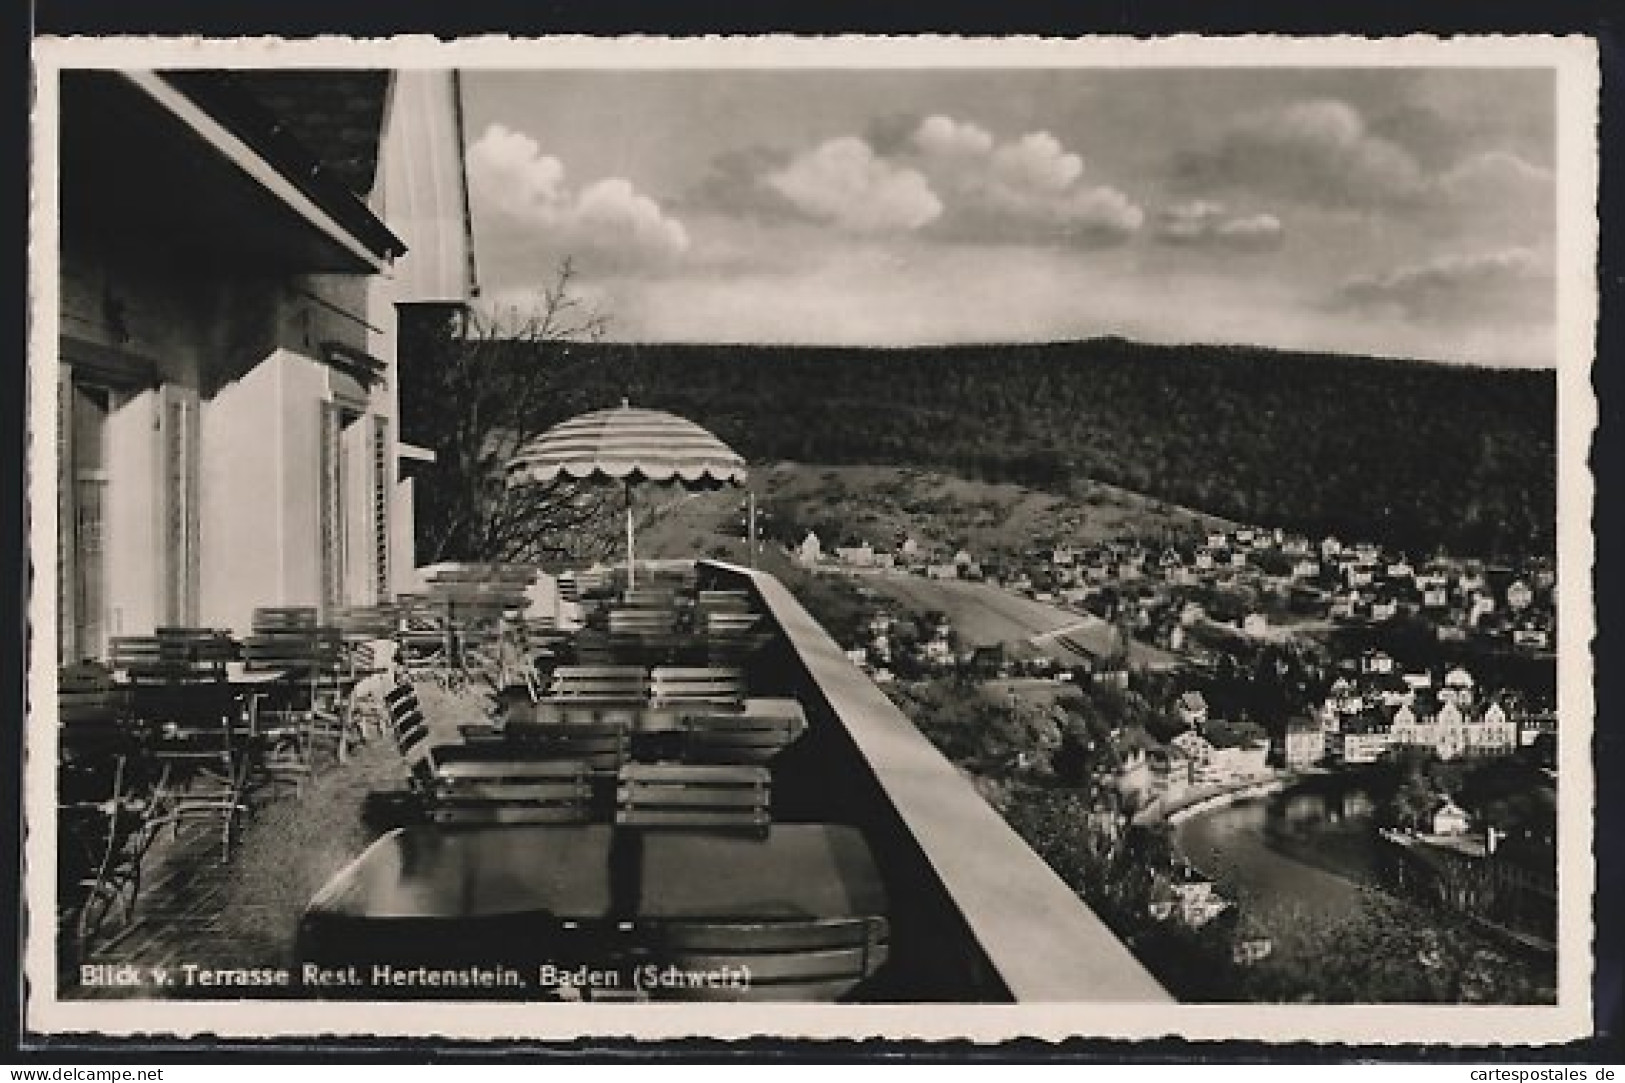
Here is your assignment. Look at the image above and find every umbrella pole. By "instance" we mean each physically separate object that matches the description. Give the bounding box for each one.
[624,479,636,590]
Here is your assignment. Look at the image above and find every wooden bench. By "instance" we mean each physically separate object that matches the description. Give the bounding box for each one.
[108,636,162,669]
[699,613,774,665]
[649,666,744,707]
[500,720,630,773]
[251,606,321,633]
[427,759,593,825]
[58,664,132,761]
[241,629,342,675]
[397,624,450,658]
[60,685,126,728]
[567,567,615,601]
[615,763,770,833]
[702,610,763,636]
[331,604,402,639]
[243,626,351,733]
[620,587,679,610]
[155,627,240,665]
[679,705,807,765]
[695,589,754,614]
[110,636,228,683]
[382,681,601,823]
[608,607,679,636]
[545,665,649,703]
[111,627,230,679]
[630,916,890,1002]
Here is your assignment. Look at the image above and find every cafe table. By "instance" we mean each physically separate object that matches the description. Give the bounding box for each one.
[298,823,889,1000]
[118,663,302,764]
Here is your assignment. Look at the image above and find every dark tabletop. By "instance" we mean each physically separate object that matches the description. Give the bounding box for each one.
[306,823,886,924]
[505,696,807,734]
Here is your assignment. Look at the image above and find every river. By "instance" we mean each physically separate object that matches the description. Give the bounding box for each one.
[1173,786,1380,931]
[1170,783,1557,1002]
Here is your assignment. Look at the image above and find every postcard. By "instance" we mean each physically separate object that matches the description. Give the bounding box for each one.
[25,32,1599,1046]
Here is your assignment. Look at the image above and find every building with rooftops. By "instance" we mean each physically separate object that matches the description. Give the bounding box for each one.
[1281,716,1326,769]
[55,68,477,658]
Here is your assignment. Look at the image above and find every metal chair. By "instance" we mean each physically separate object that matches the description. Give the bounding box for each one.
[59,753,167,952]
[57,665,163,952]
[133,679,250,863]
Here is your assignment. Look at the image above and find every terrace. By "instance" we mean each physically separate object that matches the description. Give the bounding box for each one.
[58,560,1168,1004]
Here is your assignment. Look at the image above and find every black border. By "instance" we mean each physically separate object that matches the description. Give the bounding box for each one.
[14,0,1624,1064]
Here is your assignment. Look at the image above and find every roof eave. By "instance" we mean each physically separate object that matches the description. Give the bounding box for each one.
[123,70,404,272]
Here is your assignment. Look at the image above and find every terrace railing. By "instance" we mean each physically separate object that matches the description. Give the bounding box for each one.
[696,559,1172,1003]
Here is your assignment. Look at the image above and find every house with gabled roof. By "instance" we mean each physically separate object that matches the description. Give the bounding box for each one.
[54,68,476,657]
[796,531,823,566]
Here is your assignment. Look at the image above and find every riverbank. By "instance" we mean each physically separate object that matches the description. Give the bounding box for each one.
[1135,772,1296,828]
[1166,780,1557,1003]
[1379,829,1557,958]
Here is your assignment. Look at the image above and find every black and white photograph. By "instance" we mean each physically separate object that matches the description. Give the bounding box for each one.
[24,34,1599,1044]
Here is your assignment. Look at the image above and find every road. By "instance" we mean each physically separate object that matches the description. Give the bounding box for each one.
[862,573,1179,670]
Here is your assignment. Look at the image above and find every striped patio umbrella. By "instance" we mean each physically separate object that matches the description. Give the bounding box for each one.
[505,402,746,587]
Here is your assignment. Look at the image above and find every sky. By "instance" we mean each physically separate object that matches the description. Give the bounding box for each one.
[459,67,1558,367]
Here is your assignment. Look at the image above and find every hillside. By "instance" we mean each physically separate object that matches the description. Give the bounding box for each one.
[409,334,1558,560]
[633,463,1230,566]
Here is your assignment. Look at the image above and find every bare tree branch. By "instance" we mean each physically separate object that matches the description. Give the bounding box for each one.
[404,259,622,569]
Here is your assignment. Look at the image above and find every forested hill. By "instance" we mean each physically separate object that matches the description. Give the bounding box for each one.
[512,338,1557,559]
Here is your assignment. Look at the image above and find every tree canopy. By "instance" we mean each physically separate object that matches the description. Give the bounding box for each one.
[492,338,1554,560]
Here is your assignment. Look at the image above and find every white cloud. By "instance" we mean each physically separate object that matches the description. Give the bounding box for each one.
[1335,247,1550,321]
[990,132,1085,193]
[1176,99,1425,206]
[466,123,689,271]
[908,116,1143,244]
[718,116,1142,246]
[466,124,570,210]
[1177,99,1556,226]
[1434,150,1555,213]
[765,137,943,234]
[911,114,994,159]
[1218,214,1285,242]
[1157,200,1227,239]
[1156,201,1284,251]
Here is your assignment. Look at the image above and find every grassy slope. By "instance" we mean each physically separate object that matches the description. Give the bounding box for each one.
[633,462,1185,668]
[543,338,1555,558]
[636,462,1231,566]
